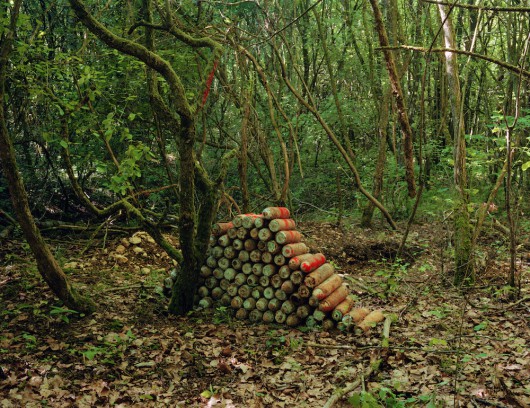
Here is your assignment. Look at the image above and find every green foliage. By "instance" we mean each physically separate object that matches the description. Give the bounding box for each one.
[80,329,136,364]
[348,387,442,408]
[372,258,409,299]
[49,306,80,324]
[213,306,232,325]
[265,331,303,364]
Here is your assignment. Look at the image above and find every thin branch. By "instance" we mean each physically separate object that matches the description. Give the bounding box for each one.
[380,45,530,79]
[422,0,530,12]
[250,0,324,46]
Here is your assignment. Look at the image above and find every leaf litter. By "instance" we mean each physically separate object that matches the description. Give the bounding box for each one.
[0,222,529,407]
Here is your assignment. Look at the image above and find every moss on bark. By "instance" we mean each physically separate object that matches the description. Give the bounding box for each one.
[453,202,474,286]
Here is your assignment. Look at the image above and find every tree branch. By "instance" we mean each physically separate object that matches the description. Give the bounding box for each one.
[379,45,530,79]
[422,0,530,12]
[68,0,193,120]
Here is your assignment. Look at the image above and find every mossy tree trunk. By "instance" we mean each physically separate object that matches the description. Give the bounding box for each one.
[68,0,223,315]
[0,1,95,314]
[438,4,474,285]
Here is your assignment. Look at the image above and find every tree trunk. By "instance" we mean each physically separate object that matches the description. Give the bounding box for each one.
[438,4,474,285]
[369,0,416,199]
[0,1,95,314]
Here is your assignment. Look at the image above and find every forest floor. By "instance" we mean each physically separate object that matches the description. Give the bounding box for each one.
[0,219,529,407]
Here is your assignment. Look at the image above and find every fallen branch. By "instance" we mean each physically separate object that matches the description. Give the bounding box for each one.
[307,342,465,355]
[99,283,158,292]
[0,208,17,225]
[322,316,392,408]
[322,356,379,408]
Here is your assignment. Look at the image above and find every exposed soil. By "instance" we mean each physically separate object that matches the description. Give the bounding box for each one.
[1,221,529,407]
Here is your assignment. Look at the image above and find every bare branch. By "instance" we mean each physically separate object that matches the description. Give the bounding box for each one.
[379,45,530,79]
[422,0,530,12]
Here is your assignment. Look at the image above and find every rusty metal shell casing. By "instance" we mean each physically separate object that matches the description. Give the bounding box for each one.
[231,296,243,309]
[281,243,309,258]
[275,230,302,245]
[250,228,259,239]
[238,250,250,263]
[211,246,225,258]
[278,265,292,279]
[249,249,262,263]
[270,274,283,288]
[232,239,244,251]
[256,297,269,312]
[251,286,265,299]
[312,274,343,300]
[269,218,296,232]
[200,265,212,278]
[244,239,257,251]
[304,263,334,288]
[290,271,304,285]
[213,268,224,280]
[212,222,233,236]
[227,228,238,239]
[258,228,274,242]
[218,257,230,270]
[261,252,273,264]
[249,309,263,322]
[274,254,286,266]
[267,240,282,254]
[286,314,300,327]
[263,310,275,323]
[218,234,231,247]
[263,287,275,299]
[263,207,291,219]
[300,253,326,273]
[235,308,249,320]
[268,298,281,311]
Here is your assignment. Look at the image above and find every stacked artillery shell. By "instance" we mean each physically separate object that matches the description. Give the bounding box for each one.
[195,207,383,331]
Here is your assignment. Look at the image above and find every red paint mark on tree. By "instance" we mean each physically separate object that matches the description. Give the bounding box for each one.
[201,60,219,107]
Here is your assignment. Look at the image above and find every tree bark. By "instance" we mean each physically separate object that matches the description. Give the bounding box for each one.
[369,0,417,198]
[0,0,95,314]
[437,4,474,285]
[68,0,223,315]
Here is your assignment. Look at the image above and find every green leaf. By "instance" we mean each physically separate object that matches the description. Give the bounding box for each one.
[522,161,530,172]
[128,113,136,121]
[83,348,101,360]
[59,140,68,149]
[200,389,213,398]
[474,321,488,331]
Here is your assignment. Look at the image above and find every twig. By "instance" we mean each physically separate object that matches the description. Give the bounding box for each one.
[322,357,378,408]
[99,284,157,292]
[472,397,511,408]
[306,342,465,355]
[463,294,530,311]
[322,316,392,408]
